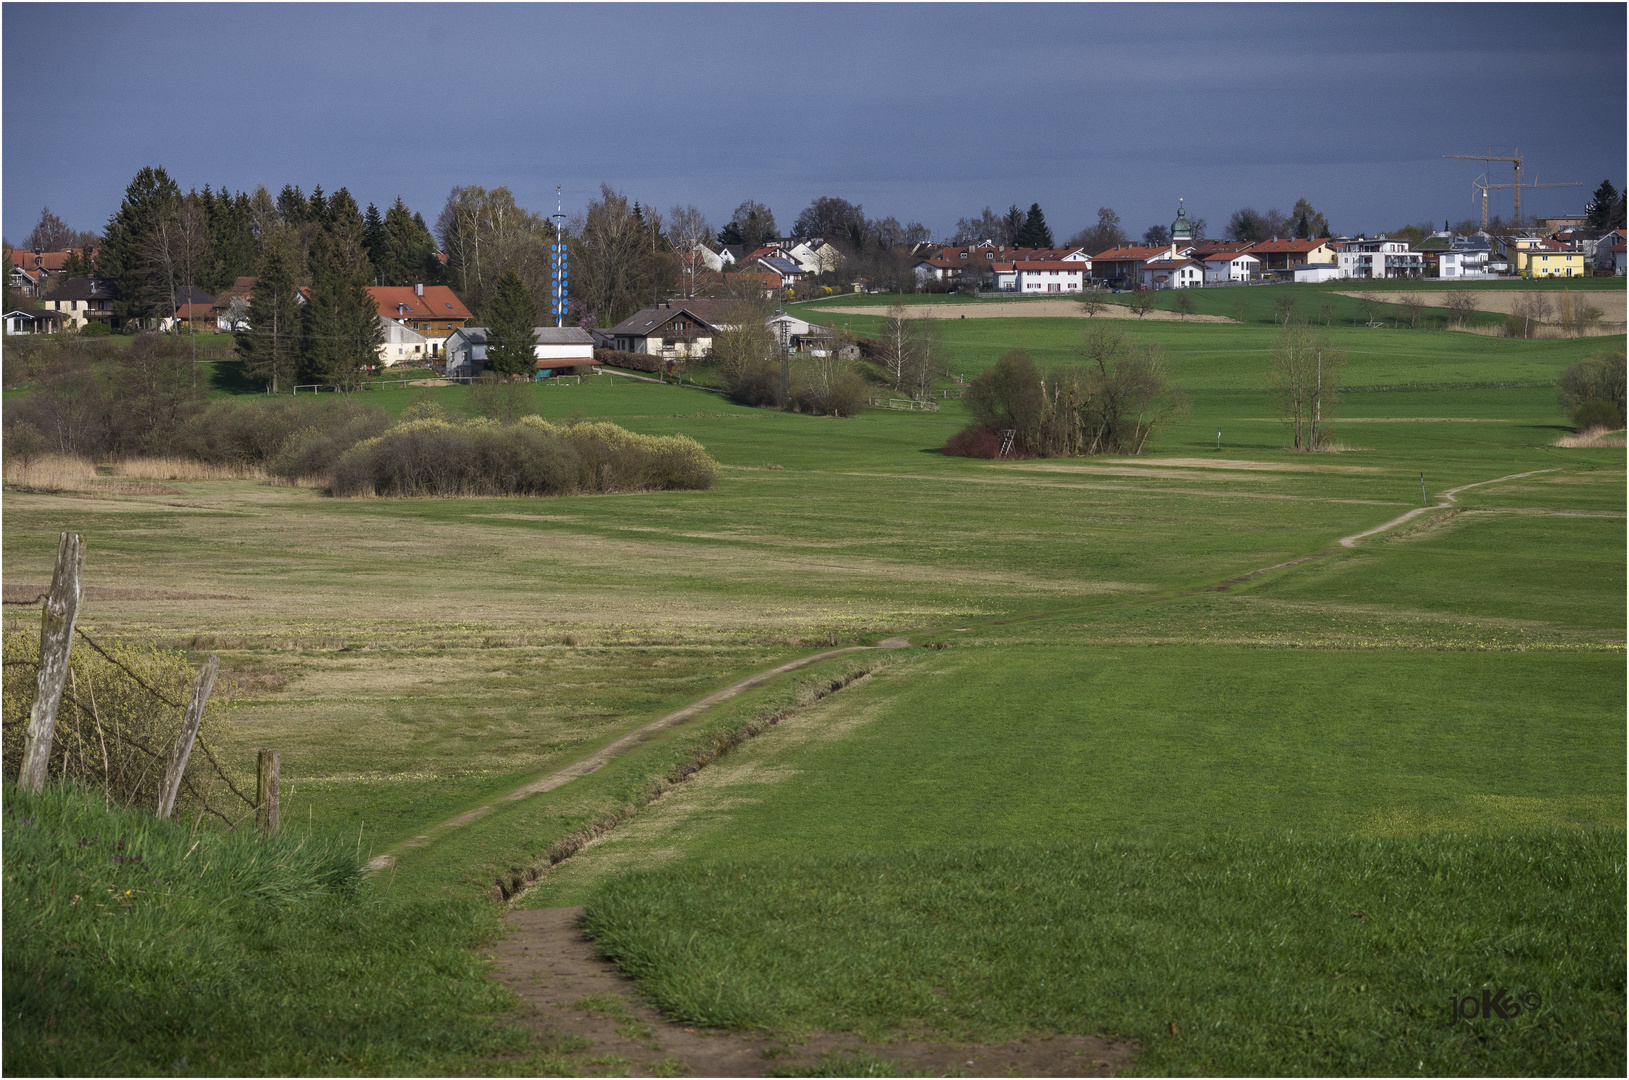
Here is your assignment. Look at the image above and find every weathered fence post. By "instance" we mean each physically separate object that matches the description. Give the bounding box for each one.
[256,749,280,833]
[19,532,85,793]
[156,655,219,819]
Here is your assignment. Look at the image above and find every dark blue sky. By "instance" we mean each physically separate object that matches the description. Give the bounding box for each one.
[5,3,1624,245]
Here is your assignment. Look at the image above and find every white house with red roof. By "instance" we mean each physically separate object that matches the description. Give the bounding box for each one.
[367,283,472,356]
[1136,257,1204,290]
[1201,251,1260,283]
[991,259,1089,293]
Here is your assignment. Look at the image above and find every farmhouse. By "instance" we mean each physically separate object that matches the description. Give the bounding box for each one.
[368,284,472,356]
[441,326,595,380]
[992,259,1090,293]
[1251,238,1340,273]
[600,302,720,358]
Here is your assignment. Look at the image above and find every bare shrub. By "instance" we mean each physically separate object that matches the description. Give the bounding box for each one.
[1553,428,1627,448]
[1,630,239,817]
[1443,290,1477,326]
[329,416,718,498]
[466,374,538,422]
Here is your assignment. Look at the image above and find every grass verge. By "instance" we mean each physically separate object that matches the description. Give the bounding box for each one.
[582,832,1626,1076]
[2,782,529,1076]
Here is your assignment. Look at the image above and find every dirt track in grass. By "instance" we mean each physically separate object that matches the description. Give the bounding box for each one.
[486,905,1134,1077]
[816,299,1234,322]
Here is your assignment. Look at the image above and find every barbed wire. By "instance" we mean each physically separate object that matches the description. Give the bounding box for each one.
[7,612,258,816]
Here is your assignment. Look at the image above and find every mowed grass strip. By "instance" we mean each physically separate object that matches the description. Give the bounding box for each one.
[581,832,1625,1077]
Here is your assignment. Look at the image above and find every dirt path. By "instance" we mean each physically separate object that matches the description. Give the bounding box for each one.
[486,905,1133,1077]
[815,299,1234,322]
[366,639,912,872]
[1337,468,1560,548]
[478,467,1569,1074]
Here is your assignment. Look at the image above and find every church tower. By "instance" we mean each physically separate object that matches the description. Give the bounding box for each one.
[1171,199,1194,247]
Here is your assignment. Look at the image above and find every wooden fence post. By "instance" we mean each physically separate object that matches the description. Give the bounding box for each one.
[156,656,219,819]
[18,533,84,793]
[256,749,280,833]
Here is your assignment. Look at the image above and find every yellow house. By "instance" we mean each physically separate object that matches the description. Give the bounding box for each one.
[1518,249,1585,277]
[1507,240,1586,277]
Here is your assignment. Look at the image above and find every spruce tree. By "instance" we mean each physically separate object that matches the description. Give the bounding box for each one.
[1016,203,1053,248]
[99,165,183,325]
[482,269,538,379]
[301,230,382,390]
[237,238,301,393]
[362,203,386,280]
[1586,180,1620,231]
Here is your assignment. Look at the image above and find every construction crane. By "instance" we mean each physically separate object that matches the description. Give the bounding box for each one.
[1469,173,1584,230]
[1445,147,1581,226]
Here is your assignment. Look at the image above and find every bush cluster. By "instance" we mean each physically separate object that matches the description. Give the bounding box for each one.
[1557,349,1626,431]
[946,328,1185,459]
[1,631,237,819]
[722,359,871,417]
[330,416,719,497]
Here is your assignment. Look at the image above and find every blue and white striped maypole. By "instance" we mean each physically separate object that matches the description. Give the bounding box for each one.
[551,186,568,328]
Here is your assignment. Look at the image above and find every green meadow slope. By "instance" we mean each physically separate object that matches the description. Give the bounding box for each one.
[3,309,1622,1074]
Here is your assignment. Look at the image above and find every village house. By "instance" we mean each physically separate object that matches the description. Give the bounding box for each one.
[6,249,87,298]
[994,258,1090,293]
[1251,237,1340,273]
[1500,237,1586,277]
[1201,251,1260,283]
[598,301,722,358]
[1137,257,1205,289]
[39,277,121,330]
[1596,229,1627,275]
[1090,242,1196,287]
[368,283,472,356]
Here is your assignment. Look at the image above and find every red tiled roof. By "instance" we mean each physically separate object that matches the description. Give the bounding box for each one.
[1248,238,1331,253]
[1201,251,1257,262]
[4,249,92,272]
[1143,259,1203,272]
[176,303,213,319]
[369,285,471,322]
[992,261,1088,271]
[936,245,1086,262]
[1091,243,1182,262]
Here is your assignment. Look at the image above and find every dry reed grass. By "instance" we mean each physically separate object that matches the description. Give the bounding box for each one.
[1553,427,1627,448]
[3,454,98,489]
[112,457,267,481]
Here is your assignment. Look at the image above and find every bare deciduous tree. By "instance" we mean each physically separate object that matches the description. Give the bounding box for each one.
[1510,292,1553,338]
[1268,322,1345,451]
[666,205,713,299]
[1128,290,1157,319]
[1442,289,1477,327]
[1077,285,1106,318]
[1396,293,1426,329]
[877,303,915,390]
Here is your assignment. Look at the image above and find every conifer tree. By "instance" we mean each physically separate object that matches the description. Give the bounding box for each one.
[482,268,538,379]
[99,165,183,325]
[1586,180,1620,231]
[1016,203,1053,248]
[237,238,301,393]
[362,203,386,279]
[301,227,382,390]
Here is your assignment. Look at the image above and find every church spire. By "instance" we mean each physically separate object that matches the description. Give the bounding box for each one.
[1171,198,1193,243]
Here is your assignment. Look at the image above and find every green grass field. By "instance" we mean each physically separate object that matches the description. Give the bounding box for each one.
[3,308,1622,1075]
